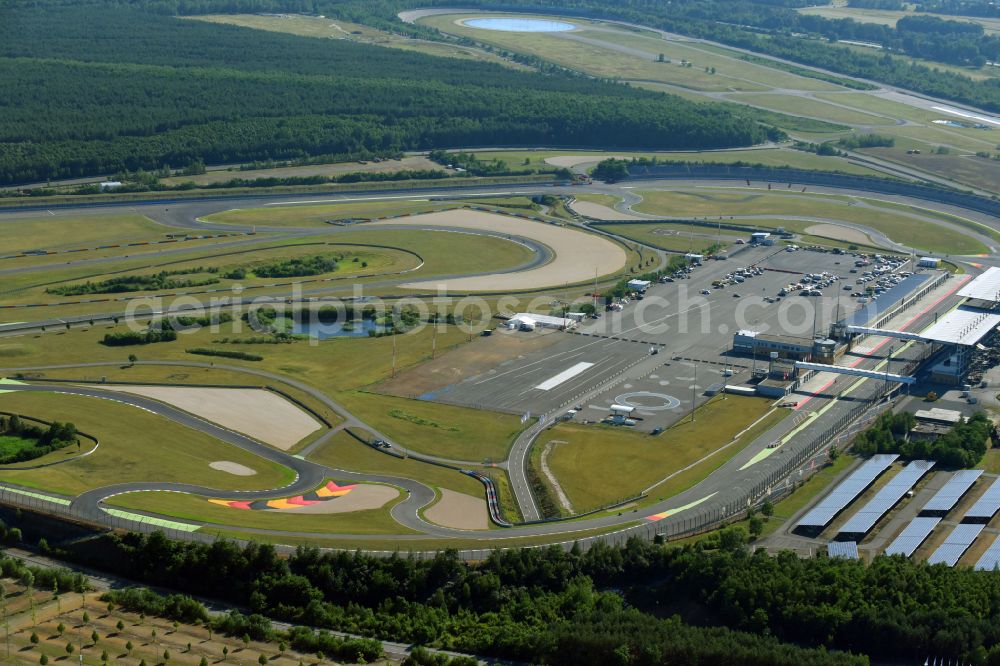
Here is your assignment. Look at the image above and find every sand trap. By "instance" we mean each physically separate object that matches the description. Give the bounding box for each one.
[544,155,623,168]
[371,209,626,291]
[424,488,489,530]
[569,200,647,221]
[278,484,398,513]
[98,386,321,450]
[805,223,873,247]
[210,461,257,476]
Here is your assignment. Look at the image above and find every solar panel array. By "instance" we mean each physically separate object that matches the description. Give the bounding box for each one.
[964,478,1000,521]
[884,517,941,557]
[926,523,985,566]
[975,535,1000,571]
[796,454,898,529]
[838,460,935,536]
[922,470,983,514]
[828,541,859,559]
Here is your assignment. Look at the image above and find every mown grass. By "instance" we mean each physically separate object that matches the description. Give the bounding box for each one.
[470,147,875,175]
[729,93,894,126]
[0,213,173,254]
[187,13,523,68]
[544,396,777,513]
[307,430,485,497]
[633,188,988,255]
[109,487,414,535]
[593,222,738,253]
[208,521,638,550]
[337,391,526,462]
[0,391,296,495]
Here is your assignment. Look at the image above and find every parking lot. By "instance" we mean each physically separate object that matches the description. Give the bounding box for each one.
[421,243,927,432]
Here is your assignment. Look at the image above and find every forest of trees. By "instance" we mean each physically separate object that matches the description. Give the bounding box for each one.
[347,0,1000,111]
[0,415,79,464]
[0,4,779,186]
[852,410,994,467]
[42,526,1000,665]
[915,1,1000,19]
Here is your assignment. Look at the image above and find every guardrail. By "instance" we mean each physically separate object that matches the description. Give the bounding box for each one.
[0,318,938,559]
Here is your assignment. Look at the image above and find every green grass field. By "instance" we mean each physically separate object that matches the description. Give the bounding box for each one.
[307,430,485,497]
[0,316,481,393]
[204,200,460,227]
[593,222,738,252]
[0,239,417,306]
[109,487,414,535]
[0,434,39,459]
[30,244,405,299]
[209,521,636,550]
[0,223,539,319]
[0,391,296,495]
[633,188,988,254]
[0,214,178,254]
[544,396,777,513]
[338,391,525,462]
[187,13,524,69]
[729,93,894,126]
[469,147,878,176]
[422,13,851,97]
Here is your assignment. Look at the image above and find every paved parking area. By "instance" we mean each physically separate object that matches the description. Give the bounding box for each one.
[428,333,651,414]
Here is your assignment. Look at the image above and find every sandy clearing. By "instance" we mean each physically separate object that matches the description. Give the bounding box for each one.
[805,223,874,246]
[98,386,321,450]
[209,460,257,476]
[424,488,489,530]
[544,155,623,168]
[278,484,399,513]
[569,200,647,221]
[370,209,626,291]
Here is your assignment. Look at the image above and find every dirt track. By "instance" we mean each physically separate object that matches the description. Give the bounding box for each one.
[98,385,322,450]
[369,209,627,291]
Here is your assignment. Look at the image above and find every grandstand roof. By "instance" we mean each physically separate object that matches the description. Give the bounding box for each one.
[958,267,1000,302]
[919,305,1000,346]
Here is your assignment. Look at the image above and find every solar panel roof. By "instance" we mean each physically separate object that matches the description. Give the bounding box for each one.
[922,470,983,514]
[838,460,934,536]
[841,274,931,328]
[926,523,985,566]
[828,541,859,559]
[975,535,1000,571]
[884,517,941,557]
[796,454,898,529]
[965,478,1000,521]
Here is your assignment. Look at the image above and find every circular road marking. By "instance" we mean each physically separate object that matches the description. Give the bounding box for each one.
[614,391,681,411]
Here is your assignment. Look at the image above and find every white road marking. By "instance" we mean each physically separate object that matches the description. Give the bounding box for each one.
[931,105,1000,127]
[534,362,595,391]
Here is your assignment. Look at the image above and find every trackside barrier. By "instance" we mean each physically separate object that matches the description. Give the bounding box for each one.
[463,471,512,528]
[0,314,934,558]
